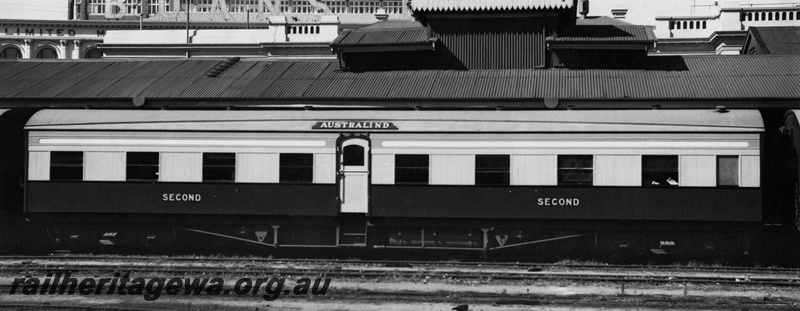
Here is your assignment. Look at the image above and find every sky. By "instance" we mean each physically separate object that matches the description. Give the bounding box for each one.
[0,0,69,20]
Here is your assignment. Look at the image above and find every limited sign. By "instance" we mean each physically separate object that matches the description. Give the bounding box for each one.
[312,121,397,130]
[3,27,106,37]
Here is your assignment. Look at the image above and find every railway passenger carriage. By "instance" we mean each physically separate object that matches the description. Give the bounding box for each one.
[22,108,765,257]
[1,0,798,263]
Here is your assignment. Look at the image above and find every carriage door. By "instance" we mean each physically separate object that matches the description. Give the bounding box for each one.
[339,136,370,214]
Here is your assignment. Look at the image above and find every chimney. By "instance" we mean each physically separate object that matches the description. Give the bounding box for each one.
[578,0,589,18]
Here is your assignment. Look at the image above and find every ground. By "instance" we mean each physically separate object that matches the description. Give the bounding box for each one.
[1,258,799,310]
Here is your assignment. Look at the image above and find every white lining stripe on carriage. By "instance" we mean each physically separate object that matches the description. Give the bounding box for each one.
[38,139,326,147]
[382,141,750,148]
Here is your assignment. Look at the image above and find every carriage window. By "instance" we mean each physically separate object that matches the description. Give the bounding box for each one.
[717,156,739,186]
[475,155,509,185]
[395,154,429,184]
[342,144,364,166]
[642,155,679,186]
[280,153,313,183]
[50,151,83,181]
[127,152,159,181]
[203,153,235,182]
[558,155,593,186]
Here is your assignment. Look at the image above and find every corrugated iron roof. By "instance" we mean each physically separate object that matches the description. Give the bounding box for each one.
[0,55,798,103]
[332,27,431,46]
[27,109,764,133]
[550,25,656,42]
[747,26,800,55]
[411,0,574,11]
[331,21,432,52]
[575,16,635,26]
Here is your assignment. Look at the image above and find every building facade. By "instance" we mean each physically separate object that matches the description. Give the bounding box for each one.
[588,0,800,54]
[0,0,405,59]
[2,0,800,59]
[0,0,410,22]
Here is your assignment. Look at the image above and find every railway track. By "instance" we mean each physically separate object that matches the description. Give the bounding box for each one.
[1,255,799,311]
[1,254,798,274]
[1,292,796,311]
[1,255,798,288]
[0,303,170,311]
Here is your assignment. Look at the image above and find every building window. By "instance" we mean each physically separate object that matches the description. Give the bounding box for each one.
[51,151,83,181]
[182,0,212,12]
[342,144,364,166]
[395,154,428,185]
[149,0,161,13]
[475,155,509,185]
[127,152,159,181]
[717,156,739,187]
[200,0,213,12]
[558,155,593,186]
[702,21,707,29]
[203,153,235,182]
[84,48,103,59]
[90,0,105,14]
[124,0,141,14]
[280,153,313,183]
[384,0,403,14]
[0,47,21,59]
[349,0,379,13]
[289,0,313,13]
[325,0,346,14]
[642,155,679,187]
[142,0,172,13]
[36,47,58,59]
[279,0,290,12]
[229,0,259,12]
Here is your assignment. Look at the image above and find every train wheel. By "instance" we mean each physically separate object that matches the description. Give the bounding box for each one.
[143,228,176,254]
[210,227,232,249]
[59,227,96,253]
[556,230,580,253]
[597,233,639,263]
